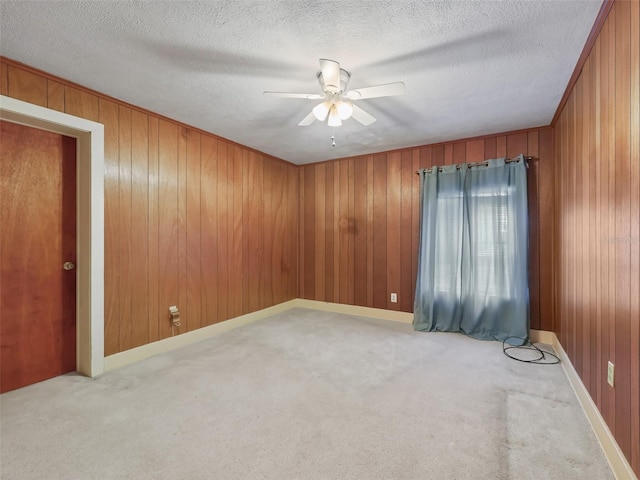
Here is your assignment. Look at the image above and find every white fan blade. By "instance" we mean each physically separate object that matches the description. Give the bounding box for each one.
[320,58,341,92]
[298,111,316,126]
[264,91,323,100]
[346,82,405,100]
[351,104,376,126]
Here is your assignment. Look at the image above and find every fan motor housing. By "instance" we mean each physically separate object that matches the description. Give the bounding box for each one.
[318,68,351,94]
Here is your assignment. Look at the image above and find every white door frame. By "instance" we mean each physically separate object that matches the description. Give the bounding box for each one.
[1,95,105,377]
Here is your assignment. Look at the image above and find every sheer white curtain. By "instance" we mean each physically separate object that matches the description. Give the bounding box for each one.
[413,157,529,342]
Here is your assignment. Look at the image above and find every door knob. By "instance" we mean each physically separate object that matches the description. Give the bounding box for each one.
[63,261,75,271]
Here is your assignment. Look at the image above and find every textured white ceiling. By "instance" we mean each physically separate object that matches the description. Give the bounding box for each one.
[1,1,602,164]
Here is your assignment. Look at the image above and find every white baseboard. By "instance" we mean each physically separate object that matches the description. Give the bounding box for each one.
[104,299,299,372]
[550,334,637,480]
[104,298,635,479]
[529,329,556,345]
[293,299,414,323]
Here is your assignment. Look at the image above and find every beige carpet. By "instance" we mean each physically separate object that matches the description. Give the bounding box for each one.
[0,308,613,479]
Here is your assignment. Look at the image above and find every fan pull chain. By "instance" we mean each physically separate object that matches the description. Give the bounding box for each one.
[331,133,336,147]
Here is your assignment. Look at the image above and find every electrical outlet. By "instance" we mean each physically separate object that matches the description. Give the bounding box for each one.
[390,293,398,303]
[169,306,181,327]
[607,361,615,387]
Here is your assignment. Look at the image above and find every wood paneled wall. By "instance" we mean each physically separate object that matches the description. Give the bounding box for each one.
[0,59,299,356]
[554,1,639,475]
[299,128,555,331]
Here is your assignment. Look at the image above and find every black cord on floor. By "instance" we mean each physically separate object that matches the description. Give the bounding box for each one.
[502,337,560,364]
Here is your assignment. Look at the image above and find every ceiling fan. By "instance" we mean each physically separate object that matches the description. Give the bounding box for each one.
[264,59,405,127]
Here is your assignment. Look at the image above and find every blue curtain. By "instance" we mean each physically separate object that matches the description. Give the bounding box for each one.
[413,156,529,342]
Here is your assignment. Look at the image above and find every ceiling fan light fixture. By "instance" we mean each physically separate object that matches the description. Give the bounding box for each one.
[336,100,354,120]
[327,105,342,127]
[312,101,331,121]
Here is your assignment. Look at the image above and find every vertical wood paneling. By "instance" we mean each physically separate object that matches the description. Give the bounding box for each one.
[372,155,387,309]
[347,159,355,305]
[300,129,553,318]
[325,163,336,303]
[554,2,639,475]
[186,131,202,331]
[484,137,497,159]
[443,144,453,165]
[130,110,149,348]
[64,86,99,122]
[216,141,229,322]
[386,153,401,310]
[118,106,132,351]
[466,139,484,162]
[537,129,554,332]
[7,66,46,107]
[100,99,120,356]
[629,0,640,472]
[452,142,466,164]
[366,156,374,307]
[291,164,300,298]
[526,131,540,331]
[338,160,350,304]
[177,128,187,334]
[400,151,414,313]
[353,158,367,306]
[46,80,65,112]
[148,117,160,343]
[270,161,287,305]
[247,153,263,313]
[200,136,218,326]
[586,51,598,397]
[302,163,314,299]
[496,135,507,157]
[0,62,8,95]
[315,164,326,301]
[431,145,444,166]
[1,58,299,361]
[593,38,604,410]
[229,146,244,319]
[333,162,341,301]
[613,0,631,457]
[506,133,528,158]
[157,120,179,338]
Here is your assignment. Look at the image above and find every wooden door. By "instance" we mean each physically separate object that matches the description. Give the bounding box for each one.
[0,121,76,393]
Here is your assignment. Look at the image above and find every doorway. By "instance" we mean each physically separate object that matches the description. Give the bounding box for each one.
[0,94,104,379]
[1,121,77,392]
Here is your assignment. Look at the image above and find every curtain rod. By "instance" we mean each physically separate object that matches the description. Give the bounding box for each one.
[415,155,533,175]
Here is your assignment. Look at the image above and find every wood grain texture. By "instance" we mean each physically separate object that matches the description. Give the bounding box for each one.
[158,120,179,338]
[629,0,640,471]
[0,62,7,96]
[216,140,229,323]
[229,146,244,320]
[65,86,99,122]
[148,116,160,343]
[554,1,639,474]
[0,122,76,392]
[177,128,188,334]
[7,66,46,107]
[118,106,133,351]
[1,59,299,355]
[130,109,149,348]
[200,136,218,327]
[47,80,65,112]
[386,153,401,310]
[372,154,387,309]
[100,98,120,356]
[613,0,631,458]
[299,130,554,330]
[186,130,202,332]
